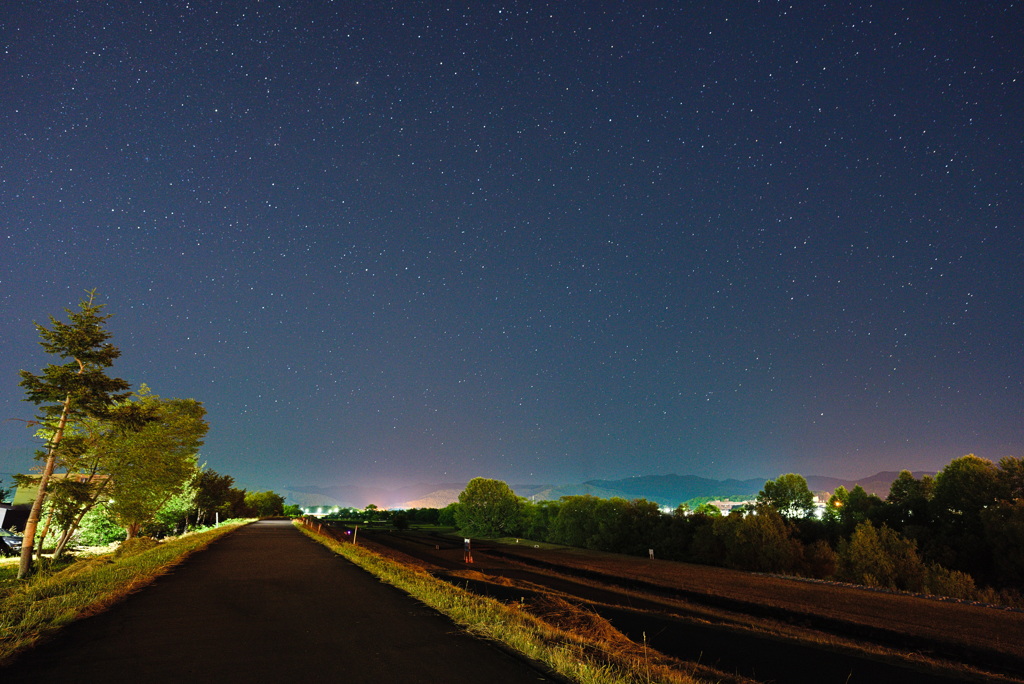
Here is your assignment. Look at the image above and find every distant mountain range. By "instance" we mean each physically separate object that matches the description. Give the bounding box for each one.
[282,471,935,510]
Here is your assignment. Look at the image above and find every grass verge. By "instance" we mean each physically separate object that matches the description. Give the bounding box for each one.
[296,520,710,684]
[0,521,248,665]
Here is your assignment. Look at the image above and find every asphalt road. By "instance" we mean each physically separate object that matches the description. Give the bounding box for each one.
[1,520,559,683]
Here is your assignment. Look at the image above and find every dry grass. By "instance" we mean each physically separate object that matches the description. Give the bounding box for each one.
[296,520,726,684]
[478,543,1024,683]
[356,529,1024,683]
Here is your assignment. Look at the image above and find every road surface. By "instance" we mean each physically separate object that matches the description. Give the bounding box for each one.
[1,520,560,683]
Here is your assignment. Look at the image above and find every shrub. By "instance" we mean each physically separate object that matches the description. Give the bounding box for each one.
[924,563,977,600]
[800,539,838,579]
[392,513,409,530]
[725,507,802,573]
[838,521,925,591]
[76,505,127,546]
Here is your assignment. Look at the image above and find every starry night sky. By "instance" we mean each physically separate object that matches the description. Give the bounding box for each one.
[2,2,1022,493]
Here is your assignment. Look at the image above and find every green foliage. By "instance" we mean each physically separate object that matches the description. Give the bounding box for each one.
[282,504,303,518]
[29,383,207,549]
[725,506,801,573]
[437,502,460,527]
[687,513,730,566]
[15,290,134,577]
[42,477,95,536]
[105,387,208,538]
[18,290,132,424]
[845,485,884,527]
[981,499,1024,586]
[928,454,1002,580]
[822,485,848,527]
[886,470,933,525]
[361,503,380,521]
[542,496,670,555]
[455,478,525,537]
[757,473,816,519]
[221,487,251,518]
[521,500,559,539]
[76,504,126,546]
[442,455,1024,601]
[676,508,814,576]
[192,469,237,526]
[404,507,441,524]
[547,495,602,547]
[150,484,198,537]
[837,521,925,591]
[26,406,158,557]
[924,562,978,600]
[622,498,664,553]
[682,495,748,510]
[933,454,999,531]
[391,512,410,530]
[823,484,884,539]
[321,506,363,521]
[996,456,1024,501]
[244,490,285,517]
[692,502,722,516]
[590,497,632,551]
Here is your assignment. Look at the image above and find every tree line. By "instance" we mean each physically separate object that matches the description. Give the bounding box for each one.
[440,458,1024,605]
[8,291,293,576]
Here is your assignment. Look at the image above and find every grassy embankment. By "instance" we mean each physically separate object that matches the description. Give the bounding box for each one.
[296,520,712,684]
[0,521,249,664]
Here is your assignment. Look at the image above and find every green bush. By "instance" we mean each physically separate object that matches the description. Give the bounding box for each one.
[76,505,127,546]
[924,562,978,600]
[838,521,925,591]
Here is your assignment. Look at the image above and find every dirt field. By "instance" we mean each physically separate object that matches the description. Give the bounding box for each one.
[353,527,1024,684]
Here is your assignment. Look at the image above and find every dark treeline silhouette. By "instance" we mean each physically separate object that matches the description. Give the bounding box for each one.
[433,455,1023,606]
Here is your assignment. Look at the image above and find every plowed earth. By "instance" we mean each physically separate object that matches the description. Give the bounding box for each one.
[349,527,1024,684]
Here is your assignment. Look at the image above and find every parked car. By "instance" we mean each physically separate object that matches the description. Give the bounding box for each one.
[0,528,22,556]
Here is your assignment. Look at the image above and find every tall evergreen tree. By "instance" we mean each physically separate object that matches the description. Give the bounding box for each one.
[16,290,132,577]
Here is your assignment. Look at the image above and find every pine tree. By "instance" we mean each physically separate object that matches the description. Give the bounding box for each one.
[16,290,131,577]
